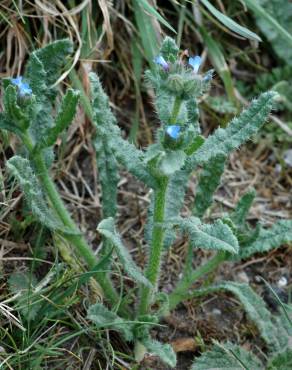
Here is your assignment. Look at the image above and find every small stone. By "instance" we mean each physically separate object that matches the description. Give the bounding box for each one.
[237,271,250,284]
[212,308,221,316]
[254,275,262,283]
[277,276,288,288]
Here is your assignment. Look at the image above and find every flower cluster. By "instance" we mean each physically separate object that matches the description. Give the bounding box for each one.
[153,53,202,74]
[153,50,207,143]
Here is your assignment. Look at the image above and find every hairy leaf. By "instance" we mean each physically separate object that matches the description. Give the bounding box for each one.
[97,218,152,287]
[244,0,292,64]
[191,341,263,370]
[25,53,47,97]
[24,41,73,167]
[193,154,226,218]
[87,303,133,341]
[38,89,79,148]
[142,338,177,368]
[30,39,73,86]
[238,219,292,259]
[231,189,256,226]
[185,98,201,134]
[187,91,277,170]
[7,156,74,234]
[179,217,239,254]
[0,111,24,136]
[197,282,284,350]
[159,150,186,176]
[267,349,292,370]
[94,139,119,219]
[89,72,154,188]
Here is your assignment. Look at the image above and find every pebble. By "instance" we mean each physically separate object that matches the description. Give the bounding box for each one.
[212,308,221,316]
[277,276,288,288]
[237,271,250,284]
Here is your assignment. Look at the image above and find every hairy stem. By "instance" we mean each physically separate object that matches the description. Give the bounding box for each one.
[138,178,168,315]
[22,133,121,310]
[168,251,226,310]
[137,96,182,316]
[170,96,182,124]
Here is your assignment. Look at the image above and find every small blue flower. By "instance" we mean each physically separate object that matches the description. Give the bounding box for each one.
[154,55,169,70]
[11,76,32,96]
[166,125,181,139]
[189,56,202,74]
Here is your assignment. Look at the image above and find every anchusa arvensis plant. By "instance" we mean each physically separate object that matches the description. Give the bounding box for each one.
[1,38,291,368]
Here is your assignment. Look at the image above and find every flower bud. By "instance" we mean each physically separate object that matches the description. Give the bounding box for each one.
[167,74,184,93]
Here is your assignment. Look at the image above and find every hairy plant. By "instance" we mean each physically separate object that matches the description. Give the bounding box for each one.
[1,38,291,368]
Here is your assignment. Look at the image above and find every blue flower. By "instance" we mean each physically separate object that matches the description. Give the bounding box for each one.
[189,56,201,73]
[11,76,32,96]
[166,125,181,139]
[154,55,169,70]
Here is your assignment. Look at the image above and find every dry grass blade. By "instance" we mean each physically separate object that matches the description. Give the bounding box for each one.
[97,0,114,58]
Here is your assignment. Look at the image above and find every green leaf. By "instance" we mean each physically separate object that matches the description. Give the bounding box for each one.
[94,138,119,219]
[8,272,41,321]
[7,156,74,234]
[97,218,152,288]
[191,341,263,370]
[187,91,277,170]
[87,303,133,341]
[24,41,73,161]
[89,73,119,219]
[160,36,179,61]
[137,0,176,34]
[89,72,154,188]
[29,39,73,86]
[197,282,284,350]
[193,154,226,218]
[242,0,292,64]
[200,0,261,41]
[231,189,256,226]
[25,53,47,97]
[238,219,292,259]
[0,111,23,136]
[179,217,239,254]
[3,85,29,131]
[142,338,177,368]
[153,292,170,317]
[38,89,79,148]
[132,0,160,65]
[159,150,186,176]
[267,349,292,370]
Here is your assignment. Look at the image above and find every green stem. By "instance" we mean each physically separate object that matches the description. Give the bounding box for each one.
[170,96,182,124]
[138,178,168,315]
[22,133,121,309]
[168,251,226,310]
[137,96,182,316]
